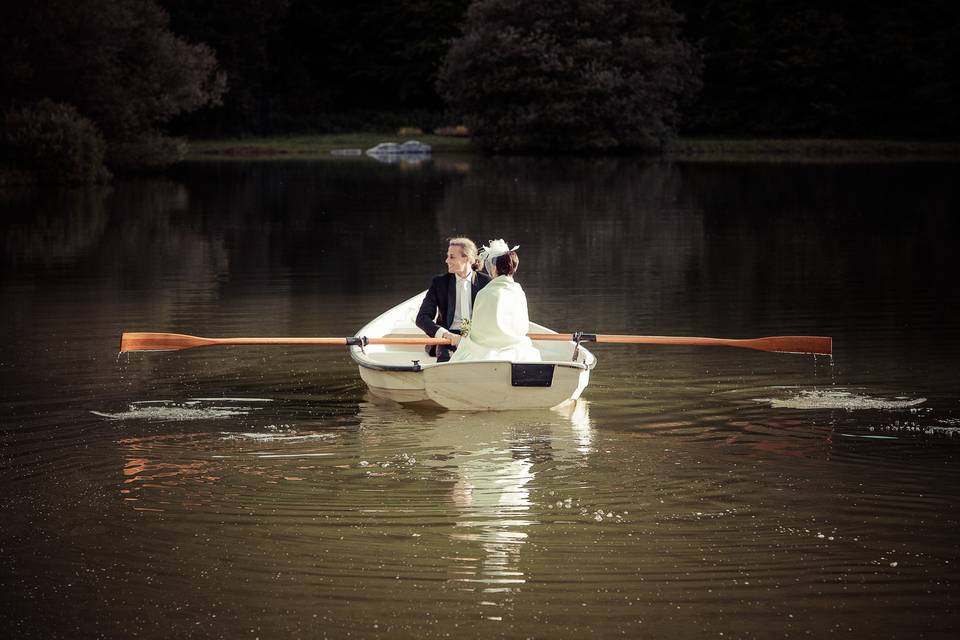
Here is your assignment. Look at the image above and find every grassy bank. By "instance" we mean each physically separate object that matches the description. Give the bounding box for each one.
[668,138,960,161]
[185,133,960,161]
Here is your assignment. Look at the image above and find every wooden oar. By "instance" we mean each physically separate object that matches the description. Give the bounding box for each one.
[527,333,832,355]
[121,331,831,355]
[119,332,450,353]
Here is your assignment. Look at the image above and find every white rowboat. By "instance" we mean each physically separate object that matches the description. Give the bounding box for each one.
[350,291,597,410]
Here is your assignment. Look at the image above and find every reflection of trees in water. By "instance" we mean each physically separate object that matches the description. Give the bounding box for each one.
[0,178,225,301]
[0,177,238,391]
[674,163,960,334]
[8,159,954,342]
[1,160,473,286]
[434,157,706,327]
[0,186,111,266]
[76,178,236,337]
[164,161,471,291]
[104,178,228,292]
[431,158,958,338]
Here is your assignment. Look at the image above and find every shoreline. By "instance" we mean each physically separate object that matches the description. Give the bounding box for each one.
[185,134,960,162]
[667,138,960,162]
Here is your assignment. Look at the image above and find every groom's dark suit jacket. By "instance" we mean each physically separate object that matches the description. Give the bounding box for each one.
[416,271,492,354]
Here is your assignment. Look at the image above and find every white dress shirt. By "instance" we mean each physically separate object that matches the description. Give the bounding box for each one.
[442,271,474,337]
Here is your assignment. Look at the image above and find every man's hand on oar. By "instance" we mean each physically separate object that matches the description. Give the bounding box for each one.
[121,332,832,355]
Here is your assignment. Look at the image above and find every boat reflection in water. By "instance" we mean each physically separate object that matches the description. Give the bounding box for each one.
[357,398,593,600]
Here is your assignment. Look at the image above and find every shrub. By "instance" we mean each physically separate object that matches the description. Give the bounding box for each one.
[1,1,226,142]
[1,99,111,183]
[105,134,188,172]
[438,0,702,152]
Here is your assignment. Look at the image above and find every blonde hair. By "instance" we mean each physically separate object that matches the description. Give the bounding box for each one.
[447,237,481,271]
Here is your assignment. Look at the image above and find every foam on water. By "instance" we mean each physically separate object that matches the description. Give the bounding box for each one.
[220,430,338,443]
[929,425,960,437]
[189,397,274,403]
[755,389,927,411]
[91,398,266,421]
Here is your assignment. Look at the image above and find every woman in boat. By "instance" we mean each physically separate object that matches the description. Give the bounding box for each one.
[448,240,541,363]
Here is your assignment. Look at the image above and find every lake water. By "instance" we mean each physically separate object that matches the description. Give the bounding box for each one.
[2,156,959,638]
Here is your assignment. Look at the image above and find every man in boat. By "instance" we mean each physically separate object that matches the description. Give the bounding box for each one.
[416,237,492,362]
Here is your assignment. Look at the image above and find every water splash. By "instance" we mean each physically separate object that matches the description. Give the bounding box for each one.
[91,398,267,421]
[755,389,926,411]
[220,429,337,443]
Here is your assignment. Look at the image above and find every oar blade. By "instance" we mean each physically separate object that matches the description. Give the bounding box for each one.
[120,332,214,353]
[748,336,832,355]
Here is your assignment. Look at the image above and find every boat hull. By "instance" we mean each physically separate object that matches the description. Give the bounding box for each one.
[423,361,590,410]
[358,360,591,410]
[358,367,431,404]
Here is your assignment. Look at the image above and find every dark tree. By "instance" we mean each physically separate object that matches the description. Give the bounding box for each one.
[437,0,701,151]
[163,0,290,134]
[0,0,225,142]
[270,0,470,113]
[675,0,960,138]
[165,0,470,135]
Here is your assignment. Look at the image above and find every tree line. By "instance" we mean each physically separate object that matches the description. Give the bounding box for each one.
[167,0,960,140]
[2,0,957,182]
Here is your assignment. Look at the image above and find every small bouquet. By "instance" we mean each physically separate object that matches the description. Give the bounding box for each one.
[459,317,471,338]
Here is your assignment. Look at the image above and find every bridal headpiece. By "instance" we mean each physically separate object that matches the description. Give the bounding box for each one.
[479,238,519,274]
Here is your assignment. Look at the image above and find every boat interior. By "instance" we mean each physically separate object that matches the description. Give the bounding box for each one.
[350,292,596,370]
[359,330,593,369]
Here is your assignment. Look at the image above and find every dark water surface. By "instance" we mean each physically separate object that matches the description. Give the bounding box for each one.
[2,156,959,638]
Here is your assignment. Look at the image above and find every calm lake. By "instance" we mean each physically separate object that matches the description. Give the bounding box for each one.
[2,155,959,638]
